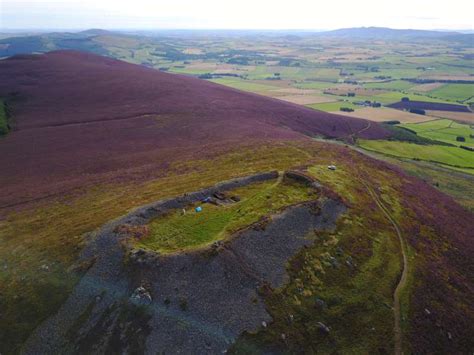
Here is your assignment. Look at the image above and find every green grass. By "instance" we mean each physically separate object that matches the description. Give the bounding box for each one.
[325,141,474,211]
[308,91,455,111]
[358,139,474,171]
[136,178,315,253]
[371,68,425,80]
[307,68,341,81]
[400,119,474,147]
[307,101,356,112]
[294,81,338,90]
[0,100,8,136]
[317,91,452,106]
[364,80,415,91]
[428,84,474,102]
[382,124,452,146]
[245,65,314,80]
[372,91,453,105]
[168,66,210,75]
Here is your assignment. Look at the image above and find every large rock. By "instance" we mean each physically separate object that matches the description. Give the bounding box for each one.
[130,286,152,305]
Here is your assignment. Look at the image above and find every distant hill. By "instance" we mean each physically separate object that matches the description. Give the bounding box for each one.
[78,29,115,36]
[0,31,110,57]
[0,50,388,207]
[0,27,472,58]
[318,26,463,39]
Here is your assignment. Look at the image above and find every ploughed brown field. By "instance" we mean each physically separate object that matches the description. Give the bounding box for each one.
[0,51,388,209]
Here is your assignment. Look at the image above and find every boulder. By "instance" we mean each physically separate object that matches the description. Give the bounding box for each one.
[130,286,152,305]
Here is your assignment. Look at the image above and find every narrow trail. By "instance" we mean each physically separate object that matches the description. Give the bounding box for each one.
[18,112,160,130]
[361,178,408,355]
[314,131,409,352]
[341,117,372,143]
[357,120,372,136]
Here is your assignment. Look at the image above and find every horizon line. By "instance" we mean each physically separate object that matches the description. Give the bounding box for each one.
[1,26,473,33]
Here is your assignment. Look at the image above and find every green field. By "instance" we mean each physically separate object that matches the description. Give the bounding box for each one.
[210,78,278,93]
[127,35,474,112]
[136,178,314,253]
[371,91,453,104]
[307,101,357,112]
[400,119,474,147]
[359,139,474,171]
[428,84,474,102]
[294,81,338,90]
[364,80,415,91]
[168,66,210,75]
[245,65,316,80]
[310,91,455,107]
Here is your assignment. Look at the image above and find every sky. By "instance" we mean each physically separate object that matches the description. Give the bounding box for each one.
[1,0,473,31]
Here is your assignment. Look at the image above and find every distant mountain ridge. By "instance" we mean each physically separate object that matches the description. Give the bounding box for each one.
[322,26,459,37]
[318,26,461,39]
[0,27,472,58]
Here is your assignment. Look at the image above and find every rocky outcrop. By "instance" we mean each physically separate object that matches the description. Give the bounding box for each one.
[22,170,346,354]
